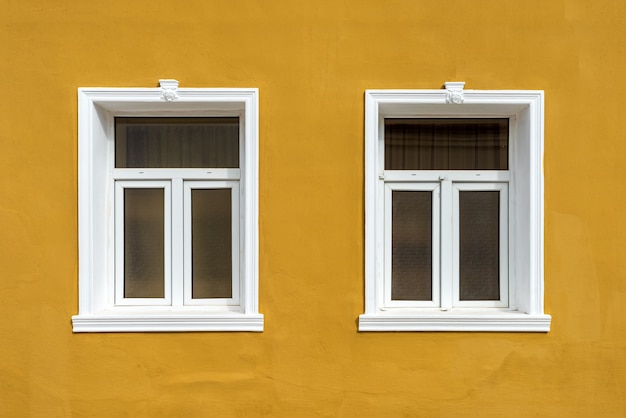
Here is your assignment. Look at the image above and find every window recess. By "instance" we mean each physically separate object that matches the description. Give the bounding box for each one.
[73,83,262,332]
[360,84,551,332]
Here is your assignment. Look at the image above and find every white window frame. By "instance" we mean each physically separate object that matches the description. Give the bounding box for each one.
[183,180,241,307]
[383,181,441,309]
[72,83,262,332]
[359,83,551,332]
[114,180,173,307]
[451,182,509,309]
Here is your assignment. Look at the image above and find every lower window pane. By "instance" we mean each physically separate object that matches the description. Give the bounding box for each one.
[459,191,500,300]
[392,191,432,300]
[192,189,233,298]
[124,188,165,298]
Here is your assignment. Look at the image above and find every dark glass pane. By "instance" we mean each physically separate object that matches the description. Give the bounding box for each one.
[385,119,508,170]
[115,117,239,168]
[459,191,500,300]
[392,191,432,301]
[192,189,232,299]
[124,188,164,298]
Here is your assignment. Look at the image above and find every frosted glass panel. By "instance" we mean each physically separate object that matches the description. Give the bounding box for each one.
[116,117,239,168]
[192,189,232,299]
[392,191,432,300]
[124,188,165,298]
[385,119,508,170]
[459,191,500,300]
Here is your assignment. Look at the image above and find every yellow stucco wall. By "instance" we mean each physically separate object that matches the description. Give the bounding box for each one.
[1,0,625,416]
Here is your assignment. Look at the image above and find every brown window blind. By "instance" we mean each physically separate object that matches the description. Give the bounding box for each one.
[385,118,508,170]
[115,117,239,168]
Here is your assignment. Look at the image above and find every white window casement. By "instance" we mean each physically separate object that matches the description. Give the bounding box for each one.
[72,80,262,332]
[359,82,551,332]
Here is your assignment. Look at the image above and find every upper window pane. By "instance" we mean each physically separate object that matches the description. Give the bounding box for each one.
[115,117,239,168]
[385,118,508,170]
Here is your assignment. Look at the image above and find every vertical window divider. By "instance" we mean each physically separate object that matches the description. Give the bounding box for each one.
[232,182,241,306]
[183,181,192,305]
[439,177,453,310]
[171,177,184,307]
[383,183,393,306]
[431,184,441,307]
[114,182,125,305]
[500,185,510,307]
[451,183,461,306]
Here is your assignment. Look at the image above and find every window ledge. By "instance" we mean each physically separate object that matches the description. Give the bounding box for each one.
[72,312,264,332]
[358,311,551,332]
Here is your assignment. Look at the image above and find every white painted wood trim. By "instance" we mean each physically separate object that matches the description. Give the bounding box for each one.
[439,178,453,311]
[241,90,260,316]
[72,313,264,332]
[171,178,184,307]
[358,313,551,332]
[363,94,379,316]
[383,170,510,182]
[75,86,262,332]
[112,168,241,180]
[363,86,549,332]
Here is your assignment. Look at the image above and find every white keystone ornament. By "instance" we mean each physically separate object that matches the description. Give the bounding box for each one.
[444,81,465,104]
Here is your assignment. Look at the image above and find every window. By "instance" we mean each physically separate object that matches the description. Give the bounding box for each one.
[359,82,551,332]
[72,81,262,332]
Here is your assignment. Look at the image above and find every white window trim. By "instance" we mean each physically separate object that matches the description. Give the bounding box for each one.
[359,84,551,332]
[72,84,263,332]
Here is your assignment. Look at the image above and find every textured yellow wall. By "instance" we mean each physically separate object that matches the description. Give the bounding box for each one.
[1,0,625,416]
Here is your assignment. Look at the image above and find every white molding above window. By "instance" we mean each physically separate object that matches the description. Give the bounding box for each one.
[359,84,551,332]
[72,83,262,332]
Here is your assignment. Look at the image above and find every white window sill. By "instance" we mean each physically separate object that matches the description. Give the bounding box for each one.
[72,311,264,332]
[358,310,551,332]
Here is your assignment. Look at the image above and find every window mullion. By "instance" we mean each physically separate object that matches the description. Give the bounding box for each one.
[171,177,184,307]
[451,183,461,306]
[439,178,453,310]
